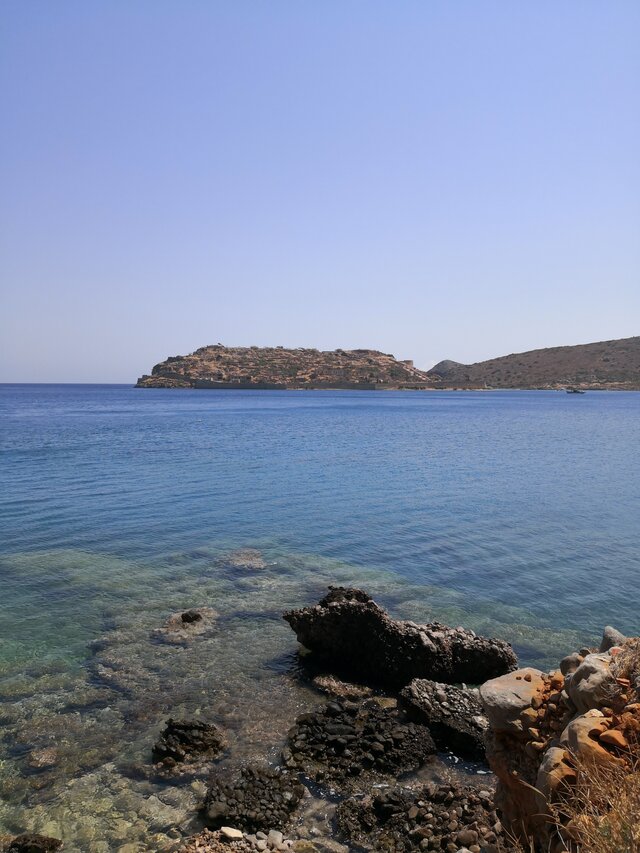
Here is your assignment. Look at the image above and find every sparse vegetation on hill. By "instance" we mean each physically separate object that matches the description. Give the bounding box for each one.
[137,345,433,389]
[428,336,640,389]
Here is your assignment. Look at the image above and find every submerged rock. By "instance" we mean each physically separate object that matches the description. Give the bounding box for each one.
[220,549,267,571]
[203,765,306,833]
[311,674,373,700]
[152,718,225,766]
[284,587,517,689]
[282,698,435,790]
[4,836,63,853]
[399,678,488,760]
[151,607,218,645]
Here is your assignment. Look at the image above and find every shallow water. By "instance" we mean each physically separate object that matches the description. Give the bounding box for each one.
[1,385,639,850]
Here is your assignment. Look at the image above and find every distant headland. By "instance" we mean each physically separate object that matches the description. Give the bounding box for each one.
[136,336,640,390]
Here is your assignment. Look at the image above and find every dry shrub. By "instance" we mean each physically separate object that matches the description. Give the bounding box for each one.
[552,756,640,853]
[611,638,640,693]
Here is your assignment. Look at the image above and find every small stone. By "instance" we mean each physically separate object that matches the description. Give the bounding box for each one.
[268,829,284,847]
[220,826,244,840]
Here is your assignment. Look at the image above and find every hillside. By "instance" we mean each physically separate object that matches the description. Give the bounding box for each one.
[428,336,640,389]
[136,345,434,389]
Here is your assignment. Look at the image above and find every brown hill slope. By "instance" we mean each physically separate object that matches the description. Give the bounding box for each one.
[137,345,434,389]
[428,336,640,389]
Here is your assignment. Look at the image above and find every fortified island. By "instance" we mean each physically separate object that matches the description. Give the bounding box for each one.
[136,345,433,390]
[137,336,640,390]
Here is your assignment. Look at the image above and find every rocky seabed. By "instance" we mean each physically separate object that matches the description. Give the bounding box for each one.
[2,580,638,853]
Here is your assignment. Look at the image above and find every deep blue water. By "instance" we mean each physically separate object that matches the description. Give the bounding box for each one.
[2,385,639,635]
[0,384,638,848]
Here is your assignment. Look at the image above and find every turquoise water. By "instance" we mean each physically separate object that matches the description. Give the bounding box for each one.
[1,384,639,850]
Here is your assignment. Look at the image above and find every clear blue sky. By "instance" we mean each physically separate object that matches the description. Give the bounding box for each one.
[1,2,639,382]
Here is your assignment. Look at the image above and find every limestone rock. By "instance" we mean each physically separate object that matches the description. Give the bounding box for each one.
[479,668,546,737]
[535,747,576,801]
[284,587,517,689]
[565,653,616,713]
[599,626,627,653]
[559,711,620,766]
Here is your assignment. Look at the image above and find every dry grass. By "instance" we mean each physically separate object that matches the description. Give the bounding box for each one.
[551,756,640,853]
[611,638,640,689]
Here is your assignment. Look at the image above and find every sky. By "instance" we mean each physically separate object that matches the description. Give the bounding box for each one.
[1,2,639,382]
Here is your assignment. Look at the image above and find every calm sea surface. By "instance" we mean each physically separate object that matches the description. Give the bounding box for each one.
[0,384,639,850]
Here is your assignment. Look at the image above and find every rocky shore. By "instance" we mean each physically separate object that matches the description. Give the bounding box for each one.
[4,587,638,853]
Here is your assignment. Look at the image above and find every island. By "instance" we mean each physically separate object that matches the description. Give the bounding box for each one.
[136,345,434,390]
[137,336,640,391]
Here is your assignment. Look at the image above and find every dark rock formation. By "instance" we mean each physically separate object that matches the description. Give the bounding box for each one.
[283,587,517,689]
[281,698,435,790]
[4,837,63,853]
[400,678,488,760]
[152,718,225,766]
[203,766,306,833]
[336,782,516,852]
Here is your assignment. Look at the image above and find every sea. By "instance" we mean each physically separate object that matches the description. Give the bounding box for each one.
[1,384,639,851]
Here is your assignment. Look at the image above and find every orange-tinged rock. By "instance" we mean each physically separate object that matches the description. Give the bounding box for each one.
[599,729,629,749]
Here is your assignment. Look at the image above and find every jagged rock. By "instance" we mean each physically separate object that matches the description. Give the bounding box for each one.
[399,678,488,760]
[152,718,225,765]
[599,625,627,653]
[203,766,306,833]
[336,782,517,851]
[479,668,546,737]
[151,607,218,645]
[283,587,517,689]
[281,698,435,791]
[5,836,63,853]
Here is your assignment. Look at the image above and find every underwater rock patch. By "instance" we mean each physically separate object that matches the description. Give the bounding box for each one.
[400,678,488,760]
[284,587,517,689]
[151,607,218,645]
[203,765,306,833]
[282,698,435,791]
[152,718,226,767]
[336,782,515,852]
[220,549,267,572]
[3,835,63,853]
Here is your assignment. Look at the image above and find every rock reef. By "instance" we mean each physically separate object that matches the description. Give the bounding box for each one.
[281,698,436,791]
[283,587,517,689]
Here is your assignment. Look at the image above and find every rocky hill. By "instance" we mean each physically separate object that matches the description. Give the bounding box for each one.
[137,344,434,389]
[428,336,640,389]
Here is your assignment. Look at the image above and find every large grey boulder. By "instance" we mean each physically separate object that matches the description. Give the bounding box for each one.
[565,652,616,714]
[283,587,517,689]
[599,626,627,653]
[479,667,546,737]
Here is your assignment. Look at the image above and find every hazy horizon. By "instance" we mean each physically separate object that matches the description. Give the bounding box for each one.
[2,3,639,382]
